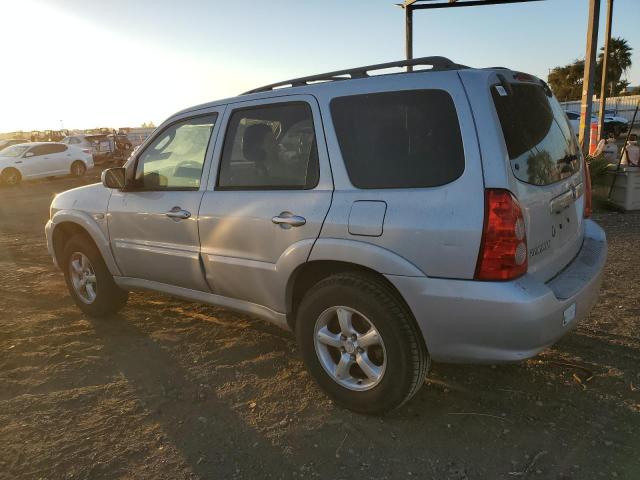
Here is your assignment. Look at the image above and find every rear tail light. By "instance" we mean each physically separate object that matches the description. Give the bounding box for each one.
[82,148,91,154]
[475,189,528,281]
[583,156,592,218]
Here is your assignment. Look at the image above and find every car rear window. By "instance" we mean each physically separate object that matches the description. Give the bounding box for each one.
[330,90,465,189]
[492,82,580,186]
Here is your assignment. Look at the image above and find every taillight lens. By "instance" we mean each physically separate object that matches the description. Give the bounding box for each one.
[475,189,528,281]
[583,157,592,218]
[82,148,91,154]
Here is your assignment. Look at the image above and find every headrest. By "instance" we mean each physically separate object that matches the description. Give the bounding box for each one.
[242,124,273,164]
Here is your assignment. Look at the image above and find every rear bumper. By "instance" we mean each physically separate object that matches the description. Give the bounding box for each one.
[386,219,607,363]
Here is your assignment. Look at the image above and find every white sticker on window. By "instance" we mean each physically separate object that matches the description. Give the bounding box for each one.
[495,85,508,97]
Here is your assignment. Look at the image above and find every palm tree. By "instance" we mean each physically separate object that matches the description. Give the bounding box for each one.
[596,37,633,97]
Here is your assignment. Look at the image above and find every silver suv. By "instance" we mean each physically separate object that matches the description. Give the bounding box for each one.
[45,57,607,413]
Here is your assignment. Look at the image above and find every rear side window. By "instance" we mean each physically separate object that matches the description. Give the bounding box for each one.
[29,145,55,156]
[217,102,319,190]
[330,90,465,189]
[49,144,67,154]
[492,83,580,186]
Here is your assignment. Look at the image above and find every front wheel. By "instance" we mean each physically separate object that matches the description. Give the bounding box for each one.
[1,168,21,186]
[70,161,86,177]
[62,235,128,317]
[296,272,429,414]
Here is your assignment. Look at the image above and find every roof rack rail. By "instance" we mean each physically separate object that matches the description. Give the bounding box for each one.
[243,56,467,95]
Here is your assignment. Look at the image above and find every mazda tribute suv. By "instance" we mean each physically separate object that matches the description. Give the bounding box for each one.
[45,57,607,413]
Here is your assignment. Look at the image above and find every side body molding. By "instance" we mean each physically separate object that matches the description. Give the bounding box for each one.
[308,238,425,277]
[48,210,121,276]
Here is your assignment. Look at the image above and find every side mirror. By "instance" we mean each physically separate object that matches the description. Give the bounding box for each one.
[102,167,127,189]
[24,152,34,158]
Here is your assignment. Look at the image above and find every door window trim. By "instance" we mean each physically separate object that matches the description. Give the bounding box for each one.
[214,100,321,192]
[127,112,219,192]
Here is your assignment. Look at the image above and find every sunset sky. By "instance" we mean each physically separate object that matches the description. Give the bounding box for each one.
[1,0,639,132]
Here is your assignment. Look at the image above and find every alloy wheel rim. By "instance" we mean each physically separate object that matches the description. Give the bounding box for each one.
[314,306,387,391]
[69,252,97,304]
[74,164,84,176]
[6,171,18,184]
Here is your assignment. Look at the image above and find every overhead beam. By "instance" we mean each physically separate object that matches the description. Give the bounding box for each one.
[409,0,545,9]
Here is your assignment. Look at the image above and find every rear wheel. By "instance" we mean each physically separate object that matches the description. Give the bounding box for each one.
[70,161,86,177]
[296,272,429,414]
[62,235,128,317]
[1,168,21,186]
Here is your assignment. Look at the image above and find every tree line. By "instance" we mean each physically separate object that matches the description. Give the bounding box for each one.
[547,37,633,101]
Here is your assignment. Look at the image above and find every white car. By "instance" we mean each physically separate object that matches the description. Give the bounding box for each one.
[0,142,93,186]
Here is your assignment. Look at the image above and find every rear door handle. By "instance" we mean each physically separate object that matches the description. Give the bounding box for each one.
[166,206,191,220]
[272,211,306,228]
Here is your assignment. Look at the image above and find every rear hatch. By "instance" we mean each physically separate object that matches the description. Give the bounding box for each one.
[490,74,586,281]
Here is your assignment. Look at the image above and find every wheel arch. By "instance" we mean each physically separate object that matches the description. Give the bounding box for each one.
[50,211,121,276]
[70,159,87,173]
[1,166,22,182]
[285,259,418,332]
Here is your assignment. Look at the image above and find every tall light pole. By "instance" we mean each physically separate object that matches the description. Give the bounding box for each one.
[579,0,601,154]
[598,0,614,139]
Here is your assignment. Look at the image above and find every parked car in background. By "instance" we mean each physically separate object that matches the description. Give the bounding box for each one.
[0,142,93,185]
[62,133,132,165]
[46,57,607,413]
[602,111,630,137]
[62,134,112,164]
[0,138,29,152]
[565,111,629,138]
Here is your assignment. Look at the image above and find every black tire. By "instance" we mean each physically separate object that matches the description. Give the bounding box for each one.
[62,234,128,317]
[1,168,21,186]
[70,161,86,177]
[296,272,429,414]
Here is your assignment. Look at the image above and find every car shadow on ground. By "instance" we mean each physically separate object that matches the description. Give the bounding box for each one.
[88,312,298,478]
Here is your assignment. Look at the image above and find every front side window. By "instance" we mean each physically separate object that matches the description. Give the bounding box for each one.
[330,89,465,189]
[1,145,29,157]
[492,83,580,186]
[134,115,217,190]
[217,102,319,190]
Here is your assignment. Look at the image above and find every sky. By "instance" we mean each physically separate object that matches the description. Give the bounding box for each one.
[0,0,639,132]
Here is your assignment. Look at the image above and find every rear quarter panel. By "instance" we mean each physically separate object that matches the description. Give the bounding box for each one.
[313,71,485,279]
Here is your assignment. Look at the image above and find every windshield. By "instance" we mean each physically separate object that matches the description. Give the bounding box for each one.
[492,82,581,186]
[1,145,29,157]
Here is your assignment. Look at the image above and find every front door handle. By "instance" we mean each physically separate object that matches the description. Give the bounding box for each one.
[166,206,191,220]
[272,211,306,228]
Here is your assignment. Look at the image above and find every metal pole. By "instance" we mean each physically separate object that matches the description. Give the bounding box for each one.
[598,0,614,139]
[405,5,413,71]
[579,0,601,155]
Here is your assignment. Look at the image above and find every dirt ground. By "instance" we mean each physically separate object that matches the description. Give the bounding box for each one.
[0,171,638,480]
